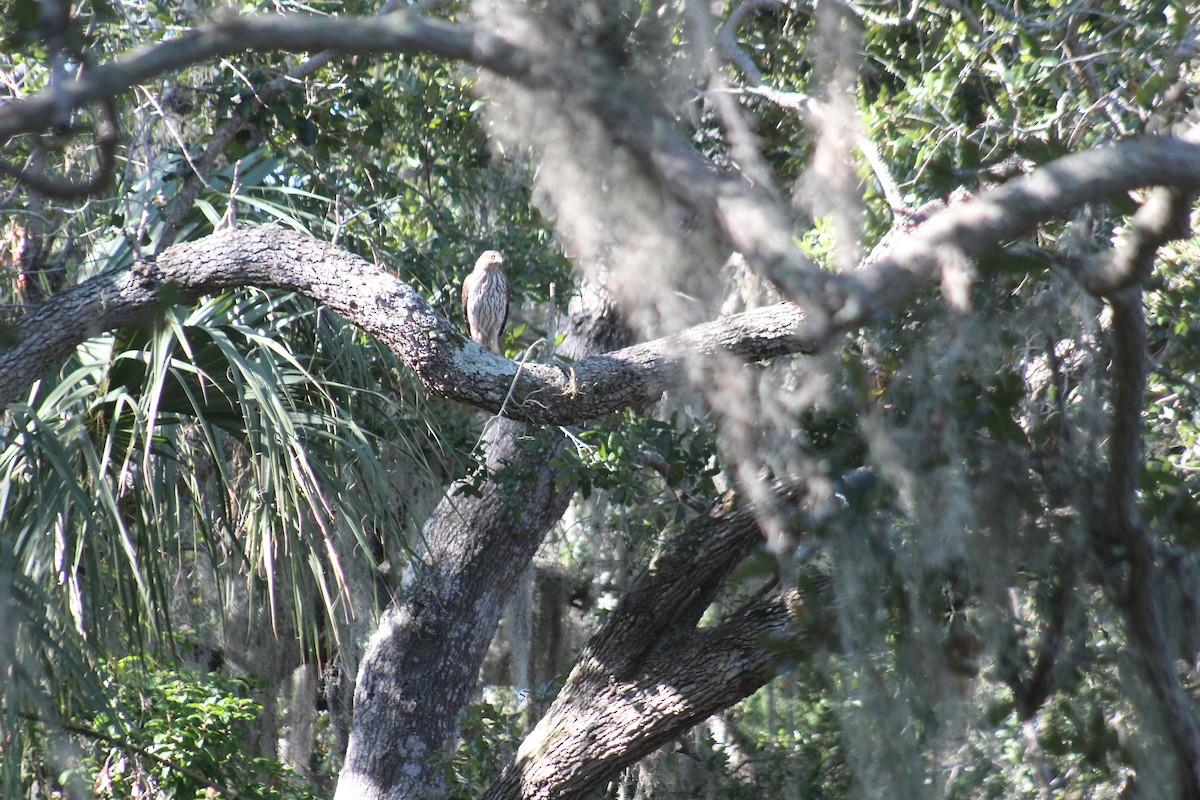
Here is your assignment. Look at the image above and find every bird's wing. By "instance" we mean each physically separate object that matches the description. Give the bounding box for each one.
[461,272,473,338]
[500,272,510,337]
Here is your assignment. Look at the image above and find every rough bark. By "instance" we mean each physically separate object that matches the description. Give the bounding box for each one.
[0,224,811,423]
[334,278,627,800]
[9,134,1200,421]
[335,418,574,800]
[480,485,805,800]
[0,13,529,141]
[6,13,1200,797]
[5,5,1200,361]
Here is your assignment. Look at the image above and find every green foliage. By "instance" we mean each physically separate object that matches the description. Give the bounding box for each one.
[552,410,720,504]
[1142,234,1200,544]
[3,0,1200,797]
[74,656,317,800]
[441,697,525,799]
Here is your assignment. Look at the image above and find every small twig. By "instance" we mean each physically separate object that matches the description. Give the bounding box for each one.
[497,339,545,419]
[690,0,777,190]
[216,159,244,231]
[137,85,207,183]
[737,84,907,215]
[477,338,546,446]
[155,0,410,254]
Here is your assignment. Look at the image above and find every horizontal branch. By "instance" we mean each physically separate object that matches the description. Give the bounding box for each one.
[4,136,1200,423]
[0,12,529,141]
[841,136,1200,329]
[640,133,1200,342]
[0,225,813,424]
[529,34,1200,332]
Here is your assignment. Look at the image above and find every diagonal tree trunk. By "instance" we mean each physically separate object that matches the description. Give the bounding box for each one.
[334,416,573,800]
[480,484,804,800]
[335,279,630,800]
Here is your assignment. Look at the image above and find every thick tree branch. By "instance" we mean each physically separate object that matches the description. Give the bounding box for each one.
[1105,287,1200,798]
[537,16,1200,329]
[481,486,804,800]
[0,225,813,423]
[10,11,1200,332]
[482,594,797,800]
[517,0,1200,322]
[711,136,1200,339]
[335,277,626,800]
[5,9,1200,344]
[4,137,1200,421]
[337,419,575,800]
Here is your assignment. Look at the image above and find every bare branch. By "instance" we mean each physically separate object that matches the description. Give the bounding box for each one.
[0,12,529,141]
[564,36,1200,324]
[838,136,1200,333]
[0,96,119,198]
[4,138,1200,423]
[717,0,790,85]
[1077,188,1194,296]
[154,0,410,253]
[0,225,814,423]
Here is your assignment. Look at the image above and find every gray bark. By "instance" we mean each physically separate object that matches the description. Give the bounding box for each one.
[333,279,628,800]
[0,224,811,421]
[281,664,317,777]
[480,485,805,800]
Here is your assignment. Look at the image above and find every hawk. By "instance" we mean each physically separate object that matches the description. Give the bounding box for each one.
[461,250,509,353]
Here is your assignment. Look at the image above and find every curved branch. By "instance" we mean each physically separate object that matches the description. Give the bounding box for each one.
[483,594,798,800]
[564,34,1200,322]
[335,277,626,800]
[606,131,1200,341]
[845,137,1200,323]
[4,137,1200,423]
[0,225,813,424]
[0,12,530,141]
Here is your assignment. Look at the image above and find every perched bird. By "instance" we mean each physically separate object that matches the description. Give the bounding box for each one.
[461,250,509,353]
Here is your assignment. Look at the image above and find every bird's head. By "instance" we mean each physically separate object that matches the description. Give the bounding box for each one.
[475,250,505,273]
